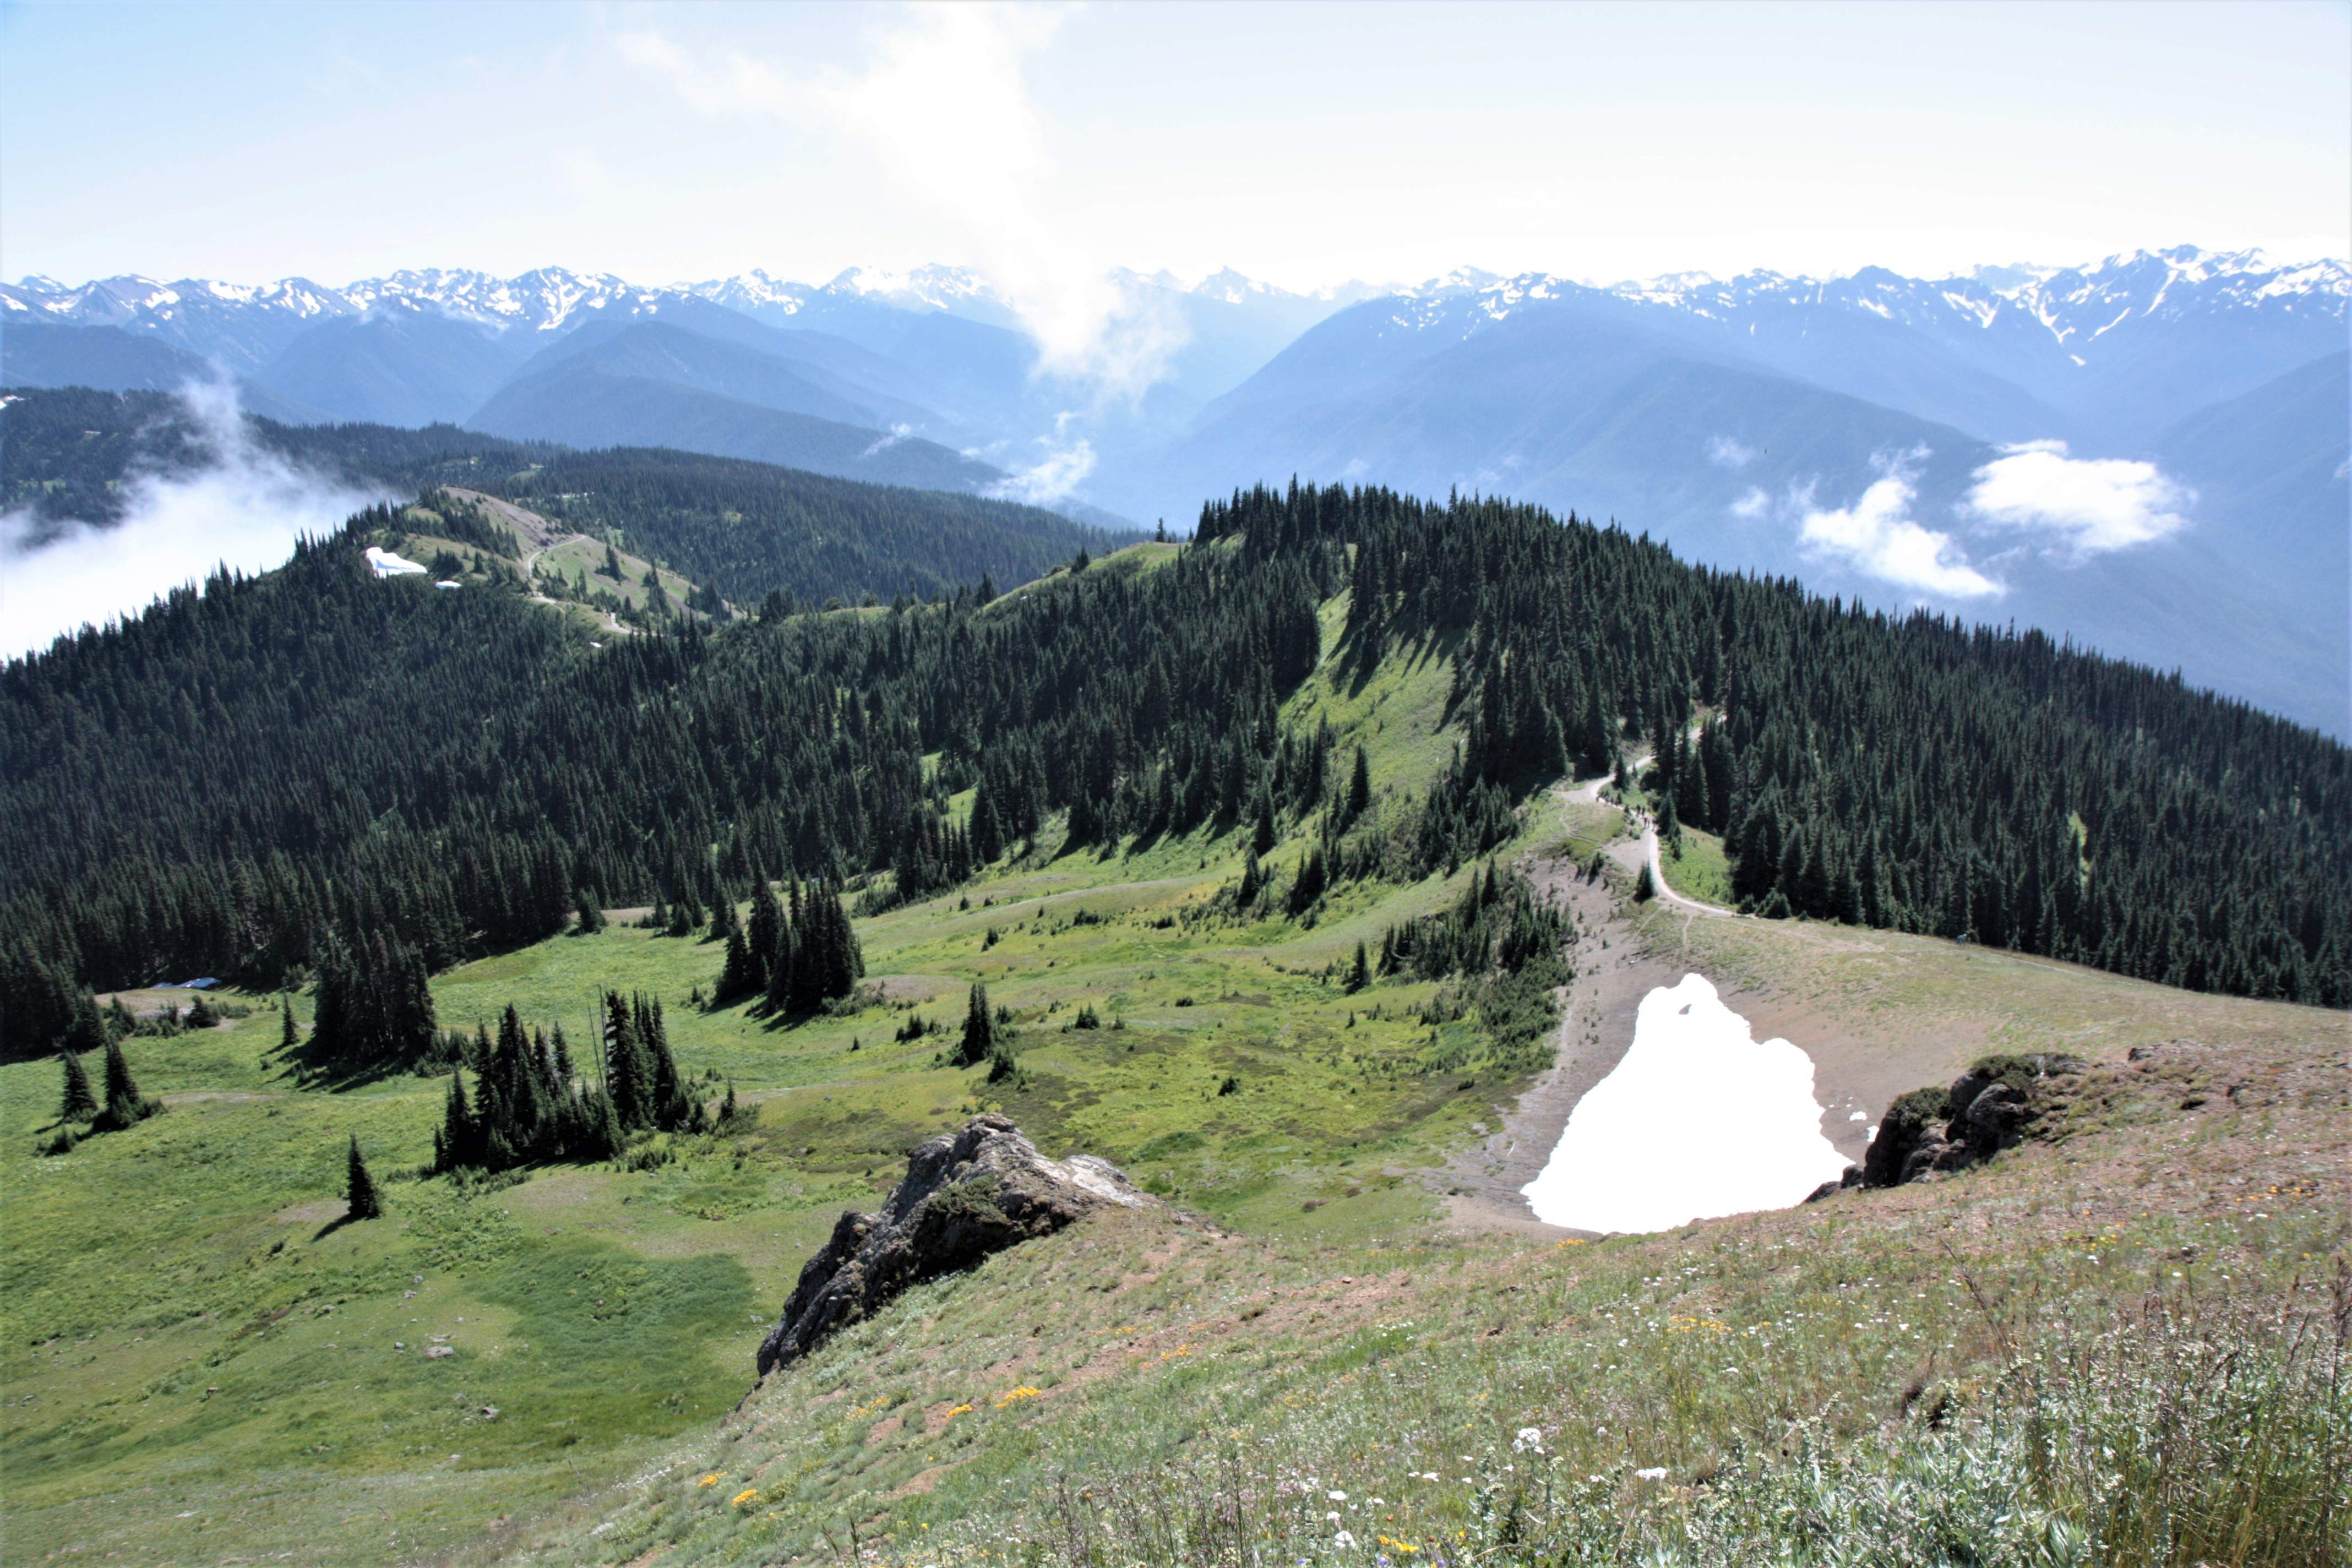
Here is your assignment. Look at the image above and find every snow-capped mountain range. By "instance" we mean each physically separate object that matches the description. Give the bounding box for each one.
[4,247,2344,731]
[9,244,2338,373]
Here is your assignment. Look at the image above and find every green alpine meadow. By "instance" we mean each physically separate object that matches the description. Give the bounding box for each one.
[5,7,2348,1562]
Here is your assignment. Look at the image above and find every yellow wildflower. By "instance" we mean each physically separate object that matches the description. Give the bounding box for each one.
[698,1473,722,1487]
[994,1386,1043,1408]
[731,1488,759,1508]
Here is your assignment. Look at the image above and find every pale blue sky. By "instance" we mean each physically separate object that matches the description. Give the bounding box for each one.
[3,0,2346,291]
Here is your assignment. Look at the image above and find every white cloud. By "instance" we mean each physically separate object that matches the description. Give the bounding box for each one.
[1795,452,2000,598]
[1707,434,1757,469]
[1,381,380,662]
[859,422,915,459]
[1729,486,1770,519]
[987,422,1096,505]
[1962,439,2194,556]
[617,4,1187,401]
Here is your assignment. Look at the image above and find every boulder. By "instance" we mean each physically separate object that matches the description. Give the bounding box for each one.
[755,1113,1148,1376]
[1858,1053,2086,1190]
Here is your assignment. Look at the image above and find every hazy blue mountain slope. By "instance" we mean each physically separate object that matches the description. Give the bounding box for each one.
[466,364,1004,493]
[255,308,533,426]
[2153,351,2349,554]
[1171,293,1991,553]
[520,303,973,437]
[1615,270,2074,444]
[1159,293,2346,733]
[0,322,319,422]
[2057,295,2348,447]
[2137,352,2351,732]
[491,320,894,431]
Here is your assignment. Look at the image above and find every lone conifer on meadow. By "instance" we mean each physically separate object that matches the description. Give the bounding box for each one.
[345,1134,384,1221]
[955,982,994,1068]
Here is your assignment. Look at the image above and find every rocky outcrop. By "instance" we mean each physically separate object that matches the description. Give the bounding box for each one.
[1818,1053,2084,1197]
[755,1113,1149,1376]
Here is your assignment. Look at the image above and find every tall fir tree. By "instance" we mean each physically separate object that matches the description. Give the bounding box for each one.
[954,982,994,1068]
[345,1134,384,1220]
[95,1036,155,1129]
[57,1046,97,1121]
[1346,747,1373,823]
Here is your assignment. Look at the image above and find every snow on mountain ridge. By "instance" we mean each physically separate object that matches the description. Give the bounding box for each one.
[1348,247,2349,361]
[8,249,2338,380]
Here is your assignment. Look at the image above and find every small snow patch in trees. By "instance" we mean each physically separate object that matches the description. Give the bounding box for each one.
[366,546,427,578]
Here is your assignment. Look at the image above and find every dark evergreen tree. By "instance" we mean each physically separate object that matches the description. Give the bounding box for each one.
[345,1134,384,1220]
[61,992,106,1058]
[1237,850,1265,906]
[57,1046,97,1121]
[1288,845,1328,914]
[94,1036,157,1130]
[716,927,760,1002]
[1346,747,1372,823]
[954,982,994,1068]
[603,989,655,1131]
[970,787,1005,865]
[746,870,782,992]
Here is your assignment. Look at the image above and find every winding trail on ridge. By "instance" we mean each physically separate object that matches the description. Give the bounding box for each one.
[1581,749,1749,923]
[1434,752,1766,1235]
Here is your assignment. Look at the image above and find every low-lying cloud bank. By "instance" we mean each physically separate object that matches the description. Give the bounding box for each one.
[1745,438,2198,602]
[1,382,380,663]
[1962,440,2194,556]
[985,417,1098,507]
[1798,460,2000,598]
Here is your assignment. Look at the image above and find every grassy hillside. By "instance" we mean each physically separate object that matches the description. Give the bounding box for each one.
[6,571,2345,1566]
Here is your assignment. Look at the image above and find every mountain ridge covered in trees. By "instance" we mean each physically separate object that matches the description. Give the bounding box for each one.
[3,479,2344,1061]
[0,386,1133,607]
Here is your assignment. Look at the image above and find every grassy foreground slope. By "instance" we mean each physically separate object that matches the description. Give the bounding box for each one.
[7,752,2344,1565]
[4,520,2347,1566]
[469,831,2350,1568]
[0,587,1533,1565]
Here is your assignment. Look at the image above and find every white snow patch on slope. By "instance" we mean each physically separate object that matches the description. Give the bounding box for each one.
[1522,974,1849,1233]
[367,547,428,577]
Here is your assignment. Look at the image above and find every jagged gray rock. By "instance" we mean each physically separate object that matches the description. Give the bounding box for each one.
[755,1113,1148,1376]
[1851,1052,2086,1191]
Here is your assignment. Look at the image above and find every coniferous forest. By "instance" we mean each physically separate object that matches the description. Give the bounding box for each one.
[3,478,2346,1061]
[0,388,1134,605]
